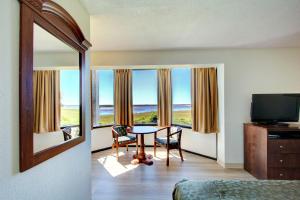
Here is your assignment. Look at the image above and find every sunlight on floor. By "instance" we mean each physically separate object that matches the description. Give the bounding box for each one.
[97,149,186,177]
[97,152,139,177]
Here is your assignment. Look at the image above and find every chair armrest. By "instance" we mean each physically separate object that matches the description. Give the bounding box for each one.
[168,131,180,137]
[112,129,119,138]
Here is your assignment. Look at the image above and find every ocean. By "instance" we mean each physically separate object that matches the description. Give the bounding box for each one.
[99,104,191,116]
[62,104,191,115]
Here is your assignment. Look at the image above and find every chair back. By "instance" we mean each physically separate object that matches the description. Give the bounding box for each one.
[62,127,72,141]
[170,126,183,143]
[112,125,128,138]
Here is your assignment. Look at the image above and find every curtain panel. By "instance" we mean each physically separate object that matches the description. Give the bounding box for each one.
[191,67,219,133]
[114,69,133,126]
[33,70,61,133]
[157,69,172,126]
[90,70,100,128]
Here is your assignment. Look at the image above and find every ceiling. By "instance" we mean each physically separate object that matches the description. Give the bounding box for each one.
[80,0,300,51]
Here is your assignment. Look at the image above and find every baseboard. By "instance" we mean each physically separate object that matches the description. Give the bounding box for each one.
[217,159,243,169]
[182,149,217,160]
[91,146,112,153]
[91,145,217,161]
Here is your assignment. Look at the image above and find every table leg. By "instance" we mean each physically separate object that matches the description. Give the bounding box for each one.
[132,134,153,165]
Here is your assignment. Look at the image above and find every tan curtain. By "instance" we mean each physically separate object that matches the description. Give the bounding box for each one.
[90,70,99,128]
[191,67,219,133]
[33,70,61,133]
[157,69,172,126]
[114,69,133,126]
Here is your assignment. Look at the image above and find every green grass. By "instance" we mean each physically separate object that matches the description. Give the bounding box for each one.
[98,112,158,125]
[98,115,114,125]
[98,110,192,126]
[61,108,79,126]
[172,110,192,126]
[61,109,192,126]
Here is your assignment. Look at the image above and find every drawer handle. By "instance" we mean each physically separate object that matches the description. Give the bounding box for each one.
[279,159,283,163]
[280,173,284,177]
[279,145,284,149]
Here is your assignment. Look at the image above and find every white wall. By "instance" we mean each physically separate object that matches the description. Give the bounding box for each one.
[91,64,223,159]
[90,48,300,166]
[92,127,112,151]
[34,52,79,68]
[0,0,91,200]
[92,127,217,158]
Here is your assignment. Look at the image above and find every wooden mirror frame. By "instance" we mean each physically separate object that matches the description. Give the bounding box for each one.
[19,0,91,172]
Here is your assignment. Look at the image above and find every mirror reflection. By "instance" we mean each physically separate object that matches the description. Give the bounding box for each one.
[33,23,80,153]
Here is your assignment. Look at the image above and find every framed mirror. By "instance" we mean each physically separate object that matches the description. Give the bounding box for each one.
[33,24,81,153]
[19,0,91,171]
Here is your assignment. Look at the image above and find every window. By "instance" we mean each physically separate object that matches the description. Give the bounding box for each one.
[98,70,114,125]
[172,68,192,126]
[60,70,80,127]
[132,70,158,124]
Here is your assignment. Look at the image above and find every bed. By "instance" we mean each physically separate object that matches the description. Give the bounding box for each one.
[173,179,300,200]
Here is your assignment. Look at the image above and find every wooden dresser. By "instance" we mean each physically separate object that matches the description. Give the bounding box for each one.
[244,123,300,180]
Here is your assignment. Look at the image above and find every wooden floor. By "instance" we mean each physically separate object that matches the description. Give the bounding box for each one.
[92,147,254,200]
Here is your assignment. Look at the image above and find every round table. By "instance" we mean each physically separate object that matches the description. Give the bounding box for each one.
[128,126,167,165]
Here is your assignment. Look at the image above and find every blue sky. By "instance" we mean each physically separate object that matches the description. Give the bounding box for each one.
[60,70,80,106]
[61,68,191,106]
[99,70,114,105]
[132,70,157,105]
[172,68,191,104]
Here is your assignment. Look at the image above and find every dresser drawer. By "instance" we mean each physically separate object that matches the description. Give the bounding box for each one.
[268,140,300,154]
[268,168,300,180]
[268,154,300,168]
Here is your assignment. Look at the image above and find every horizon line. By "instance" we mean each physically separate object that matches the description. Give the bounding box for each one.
[62,104,191,106]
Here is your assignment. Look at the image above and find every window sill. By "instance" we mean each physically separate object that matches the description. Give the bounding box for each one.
[93,124,114,129]
[92,123,158,130]
[60,125,79,129]
[133,123,158,126]
[92,123,191,130]
[171,124,192,129]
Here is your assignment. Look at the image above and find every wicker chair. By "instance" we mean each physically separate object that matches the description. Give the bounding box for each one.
[154,126,184,166]
[112,125,138,160]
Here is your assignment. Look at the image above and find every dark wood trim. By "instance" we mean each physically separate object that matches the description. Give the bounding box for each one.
[20,0,91,50]
[182,149,217,161]
[19,0,91,172]
[91,147,112,154]
[244,123,300,180]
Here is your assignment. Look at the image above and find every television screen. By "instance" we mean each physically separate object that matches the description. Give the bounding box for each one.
[251,94,300,123]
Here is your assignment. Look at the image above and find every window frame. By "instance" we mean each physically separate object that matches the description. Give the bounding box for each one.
[95,69,115,128]
[92,67,194,130]
[171,68,192,128]
[60,69,80,128]
[132,69,158,126]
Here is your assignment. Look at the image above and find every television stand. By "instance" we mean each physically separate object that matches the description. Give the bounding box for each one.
[254,122,289,127]
[244,123,300,180]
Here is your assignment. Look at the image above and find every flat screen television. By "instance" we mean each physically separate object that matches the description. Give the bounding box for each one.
[251,94,300,124]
